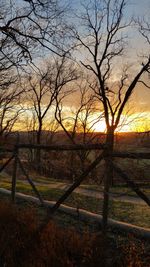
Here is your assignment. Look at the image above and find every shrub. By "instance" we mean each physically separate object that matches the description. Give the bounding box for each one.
[0,201,149,267]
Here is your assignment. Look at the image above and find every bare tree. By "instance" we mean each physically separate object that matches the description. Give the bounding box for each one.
[55,79,103,179]
[71,0,150,231]
[0,0,72,143]
[23,55,77,169]
[0,73,22,137]
[137,18,150,88]
[25,56,77,145]
[0,0,68,69]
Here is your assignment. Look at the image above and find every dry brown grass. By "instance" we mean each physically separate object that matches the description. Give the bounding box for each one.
[0,201,149,267]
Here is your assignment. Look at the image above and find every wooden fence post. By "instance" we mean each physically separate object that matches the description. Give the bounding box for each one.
[11,133,19,203]
[11,146,18,203]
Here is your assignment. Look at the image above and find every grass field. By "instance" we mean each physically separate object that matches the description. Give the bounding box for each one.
[0,173,150,229]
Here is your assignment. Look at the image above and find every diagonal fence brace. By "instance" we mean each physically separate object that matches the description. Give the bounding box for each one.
[17,157,45,207]
[112,161,150,207]
[48,152,105,216]
[0,155,14,173]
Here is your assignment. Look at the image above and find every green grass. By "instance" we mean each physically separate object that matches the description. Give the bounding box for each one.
[80,183,150,198]
[0,176,150,229]
[1,171,150,197]
[30,173,150,198]
[109,186,150,197]
[109,201,150,228]
[31,175,65,184]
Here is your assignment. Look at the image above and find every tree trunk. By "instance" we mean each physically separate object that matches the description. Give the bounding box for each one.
[36,122,42,173]
[102,126,115,234]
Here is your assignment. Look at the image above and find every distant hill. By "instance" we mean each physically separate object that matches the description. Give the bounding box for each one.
[1,130,150,149]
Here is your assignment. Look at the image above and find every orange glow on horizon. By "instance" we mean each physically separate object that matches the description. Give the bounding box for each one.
[13,112,150,133]
[90,112,150,133]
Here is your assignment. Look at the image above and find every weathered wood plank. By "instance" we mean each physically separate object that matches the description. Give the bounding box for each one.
[11,149,18,203]
[112,162,150,207]
[0,155,14,173]
[48,152,104,216]
[17,157,45,206]
[17,143,106,150]
[112,151,150,159]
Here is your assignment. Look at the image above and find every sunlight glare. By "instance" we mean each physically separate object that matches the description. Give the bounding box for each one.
[91,112,150,133]
[92,119,106,132]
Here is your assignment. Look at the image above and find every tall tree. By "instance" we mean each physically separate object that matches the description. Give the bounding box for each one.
[24,55,77,168]
[71,0,150,231]
[0,0,71,141]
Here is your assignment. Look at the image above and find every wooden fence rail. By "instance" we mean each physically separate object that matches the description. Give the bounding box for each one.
[0,142,150,235]
[17,143,106,150]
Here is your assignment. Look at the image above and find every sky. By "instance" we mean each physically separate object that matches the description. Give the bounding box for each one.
[68,0,150,130]
[39,1,150,132]
[12,0,150,132]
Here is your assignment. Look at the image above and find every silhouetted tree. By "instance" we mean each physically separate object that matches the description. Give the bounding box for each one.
[0,72,22,136]
[71,0,150,231]
[23,55,77,169]
[0,0,71,140]
[0,0,68,69]
[55,79,103,179]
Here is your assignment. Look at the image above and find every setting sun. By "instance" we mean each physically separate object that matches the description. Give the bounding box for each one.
[89,112,150,133]
[0,1,150,266]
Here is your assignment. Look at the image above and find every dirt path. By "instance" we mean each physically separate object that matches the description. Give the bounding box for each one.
[30,180,150,205]
[1,170,149,205]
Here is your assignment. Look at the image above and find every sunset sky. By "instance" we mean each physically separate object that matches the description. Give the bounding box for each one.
[11,0,150,133]
[66,0,149,132]
[69,0,150,132]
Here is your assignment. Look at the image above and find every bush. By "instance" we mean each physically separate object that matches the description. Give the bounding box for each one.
[0,201,149,267]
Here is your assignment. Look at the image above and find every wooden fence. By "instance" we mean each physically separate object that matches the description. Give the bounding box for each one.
[0,142,150,233]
